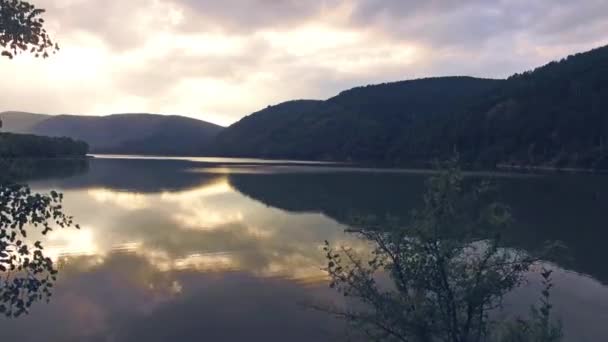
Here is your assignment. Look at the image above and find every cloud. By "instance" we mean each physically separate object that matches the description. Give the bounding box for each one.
[0,0,607,125]
[350,0,608,46]
[174,0,342,32]
[36,0,181,51]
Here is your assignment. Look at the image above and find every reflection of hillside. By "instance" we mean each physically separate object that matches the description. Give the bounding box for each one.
[31,158,224,193]
[229,172,608,283]
[2,158,89,182]
[230,172,427,227]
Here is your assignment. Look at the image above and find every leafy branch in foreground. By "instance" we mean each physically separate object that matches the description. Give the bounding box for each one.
[0,0,58,59]
[0,183,79,317]
[1,0,72,318]
[321,160,563,342]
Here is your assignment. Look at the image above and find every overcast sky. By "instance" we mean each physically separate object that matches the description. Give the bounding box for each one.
[1,0,607,126]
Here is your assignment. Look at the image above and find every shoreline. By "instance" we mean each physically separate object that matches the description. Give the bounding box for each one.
[0,155,92,161]
[4,154,607,176]
[495,163,608,175]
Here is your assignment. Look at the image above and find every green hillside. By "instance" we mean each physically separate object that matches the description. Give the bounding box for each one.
[215,45,608,169]
[215,77,502,161]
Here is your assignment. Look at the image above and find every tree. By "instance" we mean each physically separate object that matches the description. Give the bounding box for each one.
[0,0,58,59]
[0,185,78,317]
[0,160,80,318]
[0,165,80,319]
[0,0,77,318]
[321,160,563,341]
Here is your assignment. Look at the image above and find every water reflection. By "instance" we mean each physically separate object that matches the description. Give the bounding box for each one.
[0,158,89,183]
[229,171,608,284]
[29,164,359,283]
[3,253,347,341]
[0,157,607,341]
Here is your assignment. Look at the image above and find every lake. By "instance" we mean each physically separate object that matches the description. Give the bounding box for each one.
[1,155,608,341]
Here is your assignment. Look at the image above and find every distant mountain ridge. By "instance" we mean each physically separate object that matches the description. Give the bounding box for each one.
[3,44,608,168]
[0,112,224,156]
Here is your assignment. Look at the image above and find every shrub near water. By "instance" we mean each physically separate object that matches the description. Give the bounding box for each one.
[321,160,564,342]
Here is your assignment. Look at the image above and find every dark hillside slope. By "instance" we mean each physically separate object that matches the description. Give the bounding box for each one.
[215,77,502,161]
[446,45,608,168]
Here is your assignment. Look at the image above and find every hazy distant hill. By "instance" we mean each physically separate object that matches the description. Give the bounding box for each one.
[0,112,224,156]
[0,111,51,134]
[215,45,608,169]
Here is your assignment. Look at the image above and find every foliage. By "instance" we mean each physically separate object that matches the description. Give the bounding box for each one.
[0,135,83,319]
[321,161,563,342]
[0,3,76,317]
[0,153,82,319]
[0,0,58,59]
[0,183,78,317]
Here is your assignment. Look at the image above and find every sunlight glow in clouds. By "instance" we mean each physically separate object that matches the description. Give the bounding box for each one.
[1,0,607,125]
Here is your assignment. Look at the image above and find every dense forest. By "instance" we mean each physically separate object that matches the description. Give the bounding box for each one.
[0,132,88,158]
[214,77,502,162]
[215,45,608,169]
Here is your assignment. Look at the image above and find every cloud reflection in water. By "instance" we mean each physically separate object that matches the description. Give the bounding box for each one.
[39,175,360,282]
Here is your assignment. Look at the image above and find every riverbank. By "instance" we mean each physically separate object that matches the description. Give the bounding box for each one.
[496,163,608,175]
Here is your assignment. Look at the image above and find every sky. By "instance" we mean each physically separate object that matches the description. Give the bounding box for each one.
[1,0,607,126]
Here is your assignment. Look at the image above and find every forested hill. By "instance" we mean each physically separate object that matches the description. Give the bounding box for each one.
[0,112,224,156]
[214,77,503,160]
[215,45,608,169]
[0,132,88,158]
[441,45,608,169]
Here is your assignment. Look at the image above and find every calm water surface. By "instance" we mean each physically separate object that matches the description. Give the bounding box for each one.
[2,156,608,341]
